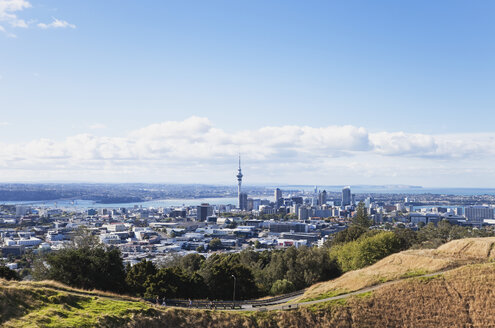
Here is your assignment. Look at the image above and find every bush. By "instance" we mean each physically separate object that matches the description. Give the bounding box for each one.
[36,246,127,293]
[330,231,402,272]
[270,279,295,295]
[0,265,20,281]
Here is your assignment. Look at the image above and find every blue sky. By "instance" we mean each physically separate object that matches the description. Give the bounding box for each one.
[1,0,495,186]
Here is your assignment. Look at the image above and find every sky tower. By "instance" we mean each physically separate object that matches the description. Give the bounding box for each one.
[236,155,243,208]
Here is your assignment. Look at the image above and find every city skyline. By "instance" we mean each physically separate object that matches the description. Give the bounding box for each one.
[1,1,495,186]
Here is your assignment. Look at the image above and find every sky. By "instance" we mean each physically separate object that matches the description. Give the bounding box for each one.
[0,0,495,187]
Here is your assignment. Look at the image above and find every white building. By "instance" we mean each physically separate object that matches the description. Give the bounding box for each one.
[465,206,493,225]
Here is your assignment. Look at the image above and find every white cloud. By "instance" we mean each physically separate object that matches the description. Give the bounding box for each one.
[0,1,75,36]
[89,123,107,130]
[0,23,15,37]
[0,121,10,126]
[37,17,75,29]
[0,0,30,36]
[0,117,494,186]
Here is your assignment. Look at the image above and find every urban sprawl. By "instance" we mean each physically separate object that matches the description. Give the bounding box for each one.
[1,161,495,272]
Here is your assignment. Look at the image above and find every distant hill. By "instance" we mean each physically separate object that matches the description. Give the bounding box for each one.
[1,237,495,327]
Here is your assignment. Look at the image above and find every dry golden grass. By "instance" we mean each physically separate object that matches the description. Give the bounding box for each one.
[435,236,495,259]
[127,262,495,328]
[0,278,141,302]
[299,237,495,301]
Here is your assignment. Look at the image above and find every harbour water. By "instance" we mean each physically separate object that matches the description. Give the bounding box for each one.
[0,197,241,209]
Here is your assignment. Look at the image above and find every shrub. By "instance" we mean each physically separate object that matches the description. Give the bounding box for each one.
[330,231,402,272]
[270,279,296,295]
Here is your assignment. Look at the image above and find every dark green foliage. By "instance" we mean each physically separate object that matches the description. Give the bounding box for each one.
[39,247,127,293]
[126,260,157,296]
[352,202,372,228]
[414,220,494,249]
[199,254,258,300]
[208,238,222,251]
[393,227,418,249]
[144,266,208,299]
[177,253,205,273]
[327,225,368,246]
[243,246,340,294]
[0,265,21,281]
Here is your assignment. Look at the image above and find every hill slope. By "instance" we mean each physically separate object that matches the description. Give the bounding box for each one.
[1,237,494,327]
[299,236,495,301]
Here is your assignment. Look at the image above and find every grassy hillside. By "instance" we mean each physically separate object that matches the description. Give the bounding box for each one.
[299,236,495,301]
[1,237,494,327]
[0,280,160,327]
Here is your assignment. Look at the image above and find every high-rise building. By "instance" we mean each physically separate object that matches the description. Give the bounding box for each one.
[236,155,244,209]
[196,203,213,221]
[239,192,248,211]
[318,190,327,206]
[274,188,282,208]
[342,186,351,206]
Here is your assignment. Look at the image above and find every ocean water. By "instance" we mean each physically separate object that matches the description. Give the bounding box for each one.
[283,186,495,196]
[2,187,495,210]
[0,197,240,209]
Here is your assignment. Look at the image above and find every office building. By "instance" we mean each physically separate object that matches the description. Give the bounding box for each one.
[318,190,327,206]
[196,203,213,221]
[342,186,351,206]
[465,206,493,225]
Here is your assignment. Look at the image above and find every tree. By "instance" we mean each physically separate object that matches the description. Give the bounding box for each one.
[352,202,371,228]
[393,227,418,249]
[144,266,208,299]
[36,246,127,293]
[270,279,295,295]
[68,226,101,249]
[199,254,258,300]
[330,231,402,272]
[326,225,367,247]
[178,253,205,273]
[0,265,20,281]
[126,260,157,296]
[208,238,222,251]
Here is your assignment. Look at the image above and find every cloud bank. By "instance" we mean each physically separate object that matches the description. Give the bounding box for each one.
[0,116,493,186]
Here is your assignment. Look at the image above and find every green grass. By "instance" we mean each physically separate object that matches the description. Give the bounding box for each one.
[414,274,444,283]
[296,288,349,303]
[1,288,158,328]
[305,290,374,312]
[400,269,429,279]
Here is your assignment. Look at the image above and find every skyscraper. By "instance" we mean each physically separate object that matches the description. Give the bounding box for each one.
[342,186,351,206]
[196,203,213,221]
[274,188,282,208]
[318,190,327,206]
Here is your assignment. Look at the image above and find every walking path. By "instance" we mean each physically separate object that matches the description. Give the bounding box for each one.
[234,270,448,312]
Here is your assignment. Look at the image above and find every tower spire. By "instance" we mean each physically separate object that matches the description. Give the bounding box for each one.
[236,154,244,209]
